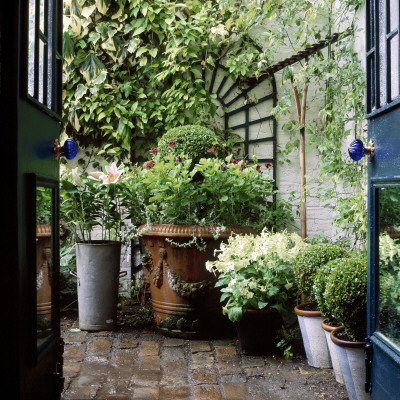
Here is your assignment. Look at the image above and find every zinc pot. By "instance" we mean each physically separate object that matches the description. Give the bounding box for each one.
[75,240,122,331]
[330,327,369,400]
[235,308,282,356]
[321,319,344,384]
[294,302,332,368]
[139,224,256,339]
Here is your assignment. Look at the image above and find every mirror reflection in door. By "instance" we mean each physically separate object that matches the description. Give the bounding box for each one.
[36,186,53,347]
[378,187,400,348]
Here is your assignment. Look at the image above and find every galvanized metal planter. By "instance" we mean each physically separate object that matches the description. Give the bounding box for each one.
[75,240,122,331]
[139,224,256,338]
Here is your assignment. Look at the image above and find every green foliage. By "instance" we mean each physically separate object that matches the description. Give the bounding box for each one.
[207,230,307,324]
[313,257,349,325]
[157,125,220,164]
[125,152,294,231]
[62,0,259,158]
[60,164,132,242]
[324,257,367,342]
[292,244,350,300]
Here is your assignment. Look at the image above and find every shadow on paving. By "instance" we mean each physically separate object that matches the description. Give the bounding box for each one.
[60,307,349,400]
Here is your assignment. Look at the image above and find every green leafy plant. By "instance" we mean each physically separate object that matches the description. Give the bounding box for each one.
[157,125,221,164]
[292,244,350,301]
[324,257,367,342]
[60,163,132,242]
[313,258,350,326]
[206,230,307,325]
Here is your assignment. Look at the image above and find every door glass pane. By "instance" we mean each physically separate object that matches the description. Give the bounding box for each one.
[379,0,387,106]
[390,35,399,100]
[390,0,399,32]
[36,186,53,348]
[378,187,400,348]
[28,0,36,97]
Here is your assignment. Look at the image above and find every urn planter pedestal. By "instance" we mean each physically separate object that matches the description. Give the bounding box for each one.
[139,224,256,338]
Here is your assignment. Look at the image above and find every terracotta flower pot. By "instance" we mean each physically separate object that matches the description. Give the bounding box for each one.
[235,308,282,356]
[321,319,344,384]
[139,224,256,338]
[330,327,368,400]
[294,302,332,368]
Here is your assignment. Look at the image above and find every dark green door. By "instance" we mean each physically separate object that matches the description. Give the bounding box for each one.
[2,0,65,398]
[365,0,400,398]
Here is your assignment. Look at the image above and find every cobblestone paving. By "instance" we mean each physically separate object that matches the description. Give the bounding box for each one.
[61,317,349,400]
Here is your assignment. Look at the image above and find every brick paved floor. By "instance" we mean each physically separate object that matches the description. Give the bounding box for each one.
[60,313,349,400]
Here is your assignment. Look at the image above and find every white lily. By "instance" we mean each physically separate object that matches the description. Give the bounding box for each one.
[99,162,124,184]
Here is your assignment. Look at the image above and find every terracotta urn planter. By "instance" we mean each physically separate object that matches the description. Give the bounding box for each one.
[321,319,344,384]
[294,302,332,368]
[235,308,282,356]
[330,326,368,400]
[139,224,256,338]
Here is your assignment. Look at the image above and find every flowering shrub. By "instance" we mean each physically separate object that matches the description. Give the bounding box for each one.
[206,230,307,324]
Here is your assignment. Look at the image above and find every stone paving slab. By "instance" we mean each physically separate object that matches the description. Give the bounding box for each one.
[61,317,349,400]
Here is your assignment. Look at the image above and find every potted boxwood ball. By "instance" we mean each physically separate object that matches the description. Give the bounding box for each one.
[292,244,350,368]
[126,125,294,338]
[206,230,306,355]
[324,257,369,400]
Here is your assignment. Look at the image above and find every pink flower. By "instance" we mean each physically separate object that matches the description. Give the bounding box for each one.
[149,147,158,154]
[168,141,176,147]
[143,160,155,170]
[206,145,217,153]
[256,165,261,173]
[176,156,182,162]
[90,162,124,184]
[264,163,272,168]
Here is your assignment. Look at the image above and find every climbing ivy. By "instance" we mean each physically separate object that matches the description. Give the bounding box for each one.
[62,0,258,160]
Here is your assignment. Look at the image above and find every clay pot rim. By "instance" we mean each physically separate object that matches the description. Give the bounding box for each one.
[76,240,121,246]
[330,326,366,348]
[138,224,257,238]
[321,318,344,333]
[294,302,321,317]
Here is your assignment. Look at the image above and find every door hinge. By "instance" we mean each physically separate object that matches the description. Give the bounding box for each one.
[365,338,373,393]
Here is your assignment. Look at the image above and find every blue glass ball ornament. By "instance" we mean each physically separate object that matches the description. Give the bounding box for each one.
[62,138,79,160]
[348,139,366,162]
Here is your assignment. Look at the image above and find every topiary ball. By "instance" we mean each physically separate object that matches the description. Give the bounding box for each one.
[324,257,367,342]
[157,125,220,164]
[292,244,350,300]
[313,258,348,325]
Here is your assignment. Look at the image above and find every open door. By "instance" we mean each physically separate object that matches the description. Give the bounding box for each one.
[1,0,66,398]
[365,0,400,398]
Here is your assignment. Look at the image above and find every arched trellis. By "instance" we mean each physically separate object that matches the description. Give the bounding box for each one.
[204,59,278,185]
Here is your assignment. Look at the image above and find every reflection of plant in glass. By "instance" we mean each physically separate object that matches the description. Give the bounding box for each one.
[380,188,400,231]
[36,187,52,225]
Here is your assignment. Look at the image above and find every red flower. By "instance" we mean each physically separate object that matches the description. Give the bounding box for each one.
[240,163,246,170]
[265,163,272,168]
[176,156,182,162]
[221,164,228,171]
[144,160,155,169]
[168,141,176,147]
[206,145,217,153]
[256,165,261,172]
[149,147,158,154]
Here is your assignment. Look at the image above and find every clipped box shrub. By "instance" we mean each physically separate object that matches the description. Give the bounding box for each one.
[313,257,349,325]
[324,257,367,342]
[157,125,220,164]
[292,244,350,300]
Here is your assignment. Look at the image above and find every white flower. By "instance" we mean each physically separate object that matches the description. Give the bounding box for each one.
[89,162,124,184]
[210,24,227,36]
[71,167,81,186]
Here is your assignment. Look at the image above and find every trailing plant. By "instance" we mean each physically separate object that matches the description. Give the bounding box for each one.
[292,243,350,301]
[206,230,307,325]
[324,257,367,342]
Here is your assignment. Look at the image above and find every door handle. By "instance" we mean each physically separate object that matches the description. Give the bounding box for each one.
[348,139,375,162]
[53,138,79,160]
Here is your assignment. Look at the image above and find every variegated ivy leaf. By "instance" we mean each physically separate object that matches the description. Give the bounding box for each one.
[127,39,139,54]
[62,32,74,65]
[80,54,106,82]
[75,84,88,100]
[81,5,96,19]
[93,71,107,85]
[95,0,110,15]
